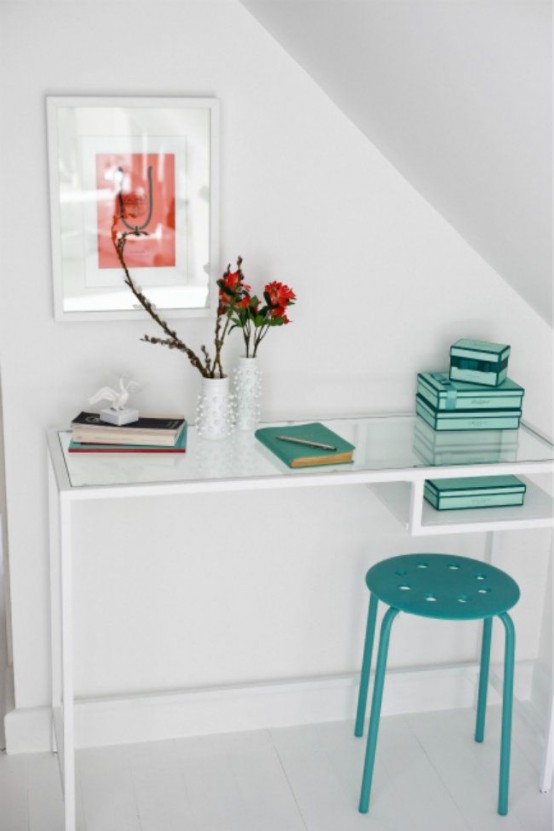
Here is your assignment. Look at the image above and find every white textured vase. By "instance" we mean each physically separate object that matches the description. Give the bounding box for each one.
[234,356,262,431]
[196,376,234,440]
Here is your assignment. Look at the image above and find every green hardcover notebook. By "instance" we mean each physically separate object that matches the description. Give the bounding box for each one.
[255,423,355,468]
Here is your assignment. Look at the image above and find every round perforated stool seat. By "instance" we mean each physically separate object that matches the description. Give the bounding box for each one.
[365,553,520,621]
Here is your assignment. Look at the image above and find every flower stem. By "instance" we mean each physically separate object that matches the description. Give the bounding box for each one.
[113,224,210,376]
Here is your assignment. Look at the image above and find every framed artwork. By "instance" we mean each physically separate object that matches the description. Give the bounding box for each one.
[46,96,219,321]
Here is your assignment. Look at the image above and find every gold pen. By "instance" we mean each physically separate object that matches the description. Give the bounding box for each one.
[275,435,337,451]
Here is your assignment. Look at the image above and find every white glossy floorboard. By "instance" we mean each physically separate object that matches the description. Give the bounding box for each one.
[0,707,551,831]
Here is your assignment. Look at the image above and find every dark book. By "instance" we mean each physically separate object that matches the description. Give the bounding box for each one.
[71,412,186,447]
[255,423,355,468]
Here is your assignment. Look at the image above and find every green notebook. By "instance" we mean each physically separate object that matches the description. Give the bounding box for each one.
[255,422,355,468]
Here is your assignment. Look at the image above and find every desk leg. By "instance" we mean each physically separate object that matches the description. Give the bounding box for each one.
[48,458,61,753]
[540,695,553,793]
[539,538,553,793]
[48,461,76,829]
[484,530,501,565]
[408,479,424,533]
[60,495,76,831]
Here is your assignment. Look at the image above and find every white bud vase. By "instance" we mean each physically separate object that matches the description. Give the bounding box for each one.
[234,356,262,431]
[196,376,234,440]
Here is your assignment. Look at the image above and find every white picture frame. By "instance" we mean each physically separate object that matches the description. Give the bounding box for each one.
[46,96,219,321]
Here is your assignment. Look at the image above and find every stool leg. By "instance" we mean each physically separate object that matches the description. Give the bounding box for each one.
[355,592,379,738]
[359,606,399,814]
[475,616,493,743]
[498,612,516,816]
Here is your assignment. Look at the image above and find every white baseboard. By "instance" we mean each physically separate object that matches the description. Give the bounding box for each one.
[4,660,534,754]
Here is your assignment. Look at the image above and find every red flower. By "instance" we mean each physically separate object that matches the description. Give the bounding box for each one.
[217,266,251,315]
[223,270,240,291]
[265,281,296,308]
[214,260,296,357]
[269,304,286,319]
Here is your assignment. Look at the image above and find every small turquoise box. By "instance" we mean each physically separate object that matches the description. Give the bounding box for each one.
[424,475,526,511]
[416,395,521,431]
[417,372,524,412]
[450,339,510,387]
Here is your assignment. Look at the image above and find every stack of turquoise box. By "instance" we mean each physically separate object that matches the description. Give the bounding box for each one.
[415,338,527,510]
[416,339,524,432]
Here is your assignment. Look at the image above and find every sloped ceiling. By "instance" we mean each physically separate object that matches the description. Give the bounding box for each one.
[241,0,552,325]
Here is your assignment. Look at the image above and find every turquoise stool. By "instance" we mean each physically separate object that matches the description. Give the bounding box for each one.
[354,553,519,816]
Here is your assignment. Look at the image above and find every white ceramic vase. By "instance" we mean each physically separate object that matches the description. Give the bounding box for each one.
[234,356,262,431]
[196,376,234,440]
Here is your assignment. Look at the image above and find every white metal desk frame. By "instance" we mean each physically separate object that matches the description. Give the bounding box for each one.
[46,416,554,831]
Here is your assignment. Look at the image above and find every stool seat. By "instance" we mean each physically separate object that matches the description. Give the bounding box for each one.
[366,553,520,621]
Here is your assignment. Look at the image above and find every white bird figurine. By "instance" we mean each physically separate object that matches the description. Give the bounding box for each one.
[88,377,140,411]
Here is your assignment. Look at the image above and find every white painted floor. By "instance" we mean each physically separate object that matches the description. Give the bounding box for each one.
[0,704,551,831]
[0,548,550,829]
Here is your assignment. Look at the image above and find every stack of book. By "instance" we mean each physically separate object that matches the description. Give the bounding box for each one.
[69,412,187,453]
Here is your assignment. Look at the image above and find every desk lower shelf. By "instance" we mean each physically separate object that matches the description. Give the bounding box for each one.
[371,478,554,536]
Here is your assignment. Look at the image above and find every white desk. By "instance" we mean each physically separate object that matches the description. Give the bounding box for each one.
[47,414,554,831]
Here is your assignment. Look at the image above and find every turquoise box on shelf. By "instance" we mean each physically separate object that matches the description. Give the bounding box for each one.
[416,395,522,431]
[424,475,526,510]
[417,372,524,412]
[449,339,511,387]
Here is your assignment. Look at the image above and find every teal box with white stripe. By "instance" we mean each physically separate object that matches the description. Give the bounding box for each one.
[424,475,526,510]
[449,339,510,387]
[417,372,524,412]
[416,395,522,431]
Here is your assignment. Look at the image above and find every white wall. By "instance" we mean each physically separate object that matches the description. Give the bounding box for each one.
[242,0,553,324]
[0,1,551,731]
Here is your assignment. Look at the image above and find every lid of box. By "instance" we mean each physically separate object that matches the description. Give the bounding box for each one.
[425,475,526,495]
[450,339,511,363]
[418,372,524,398]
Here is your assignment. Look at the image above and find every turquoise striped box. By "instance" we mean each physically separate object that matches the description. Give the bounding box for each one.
[416,395,521,431]
[424,475,526,511]
[449,339,510,387]
[417,372,524,412]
